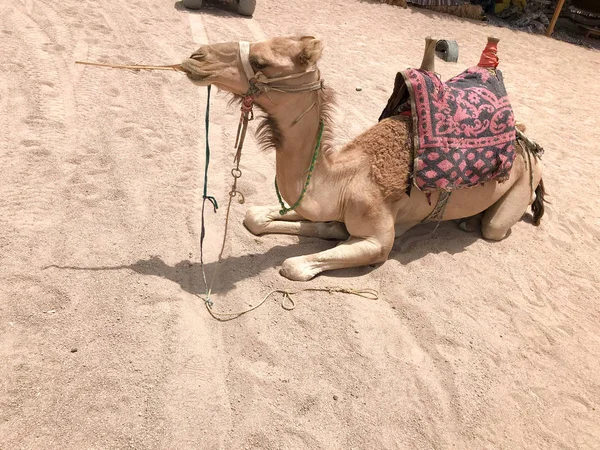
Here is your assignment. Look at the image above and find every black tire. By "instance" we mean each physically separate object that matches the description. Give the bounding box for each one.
[182,0,202,10]
[237,0,256,16]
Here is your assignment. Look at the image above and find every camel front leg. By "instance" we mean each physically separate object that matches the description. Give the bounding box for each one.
[280,231,395,281]
[243,205,349,240]
[279,203,397,281]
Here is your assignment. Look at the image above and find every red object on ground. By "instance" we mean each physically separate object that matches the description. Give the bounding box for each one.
[478,40,499,68]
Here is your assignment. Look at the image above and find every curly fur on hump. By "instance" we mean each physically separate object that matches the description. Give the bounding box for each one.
[343,115,412,201]
[368,116,412,200]
[230,89,412,200]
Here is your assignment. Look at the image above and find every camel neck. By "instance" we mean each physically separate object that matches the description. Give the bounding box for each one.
[269,91,325,213]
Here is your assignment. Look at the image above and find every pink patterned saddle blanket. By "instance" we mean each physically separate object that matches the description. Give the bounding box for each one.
[381,67,517,192]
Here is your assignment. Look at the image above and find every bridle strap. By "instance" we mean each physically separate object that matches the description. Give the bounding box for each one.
[234,40,325,189]
[238,41,320,89]
[267,79,324,93]
[253,70,317,85]
[239,41,255,82]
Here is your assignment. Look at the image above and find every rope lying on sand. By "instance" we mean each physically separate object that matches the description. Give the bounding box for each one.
[205,288,380,322]
[75,59,381,320]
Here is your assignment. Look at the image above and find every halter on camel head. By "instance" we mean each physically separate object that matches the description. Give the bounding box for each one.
[234,41,326,216]
[233,41,325,162]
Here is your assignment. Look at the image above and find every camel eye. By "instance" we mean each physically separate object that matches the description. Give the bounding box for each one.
[250,56,268,71]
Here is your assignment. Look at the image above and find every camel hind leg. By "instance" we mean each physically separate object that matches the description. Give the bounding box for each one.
[481,173,533,241]
[244,205,349,240]
[457,212,484,233]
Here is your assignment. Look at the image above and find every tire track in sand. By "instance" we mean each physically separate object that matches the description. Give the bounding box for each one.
[0,6,71,258]
[159,9,276,447]
[152,8,271,447]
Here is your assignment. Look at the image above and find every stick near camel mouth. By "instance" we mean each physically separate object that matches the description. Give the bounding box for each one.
[75,61,186,72]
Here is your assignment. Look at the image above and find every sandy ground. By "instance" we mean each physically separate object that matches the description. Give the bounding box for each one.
[1,0,600,448]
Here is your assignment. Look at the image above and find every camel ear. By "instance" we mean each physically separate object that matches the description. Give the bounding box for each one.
[297,37,323,66]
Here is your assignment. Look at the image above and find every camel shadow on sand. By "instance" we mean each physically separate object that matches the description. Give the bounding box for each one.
[46,237,334,298]
[324,220,484,280]
[45,217,514,297]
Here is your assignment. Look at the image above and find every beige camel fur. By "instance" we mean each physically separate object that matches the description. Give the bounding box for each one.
[181,36,544,281]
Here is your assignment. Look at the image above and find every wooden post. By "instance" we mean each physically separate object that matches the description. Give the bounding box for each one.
[546,0,566,37]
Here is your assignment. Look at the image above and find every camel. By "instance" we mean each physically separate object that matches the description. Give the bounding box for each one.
[181,36,545,281]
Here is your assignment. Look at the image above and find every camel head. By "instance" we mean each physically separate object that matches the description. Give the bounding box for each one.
[181,36,324,103]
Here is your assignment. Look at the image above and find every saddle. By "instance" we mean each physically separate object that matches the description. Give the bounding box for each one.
[379,39,517,195]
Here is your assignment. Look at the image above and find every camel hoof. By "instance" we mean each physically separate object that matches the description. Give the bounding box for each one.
[458,220,475,233]
[457,215,481,232]
[280,257,318,281]
[243,206,269,236]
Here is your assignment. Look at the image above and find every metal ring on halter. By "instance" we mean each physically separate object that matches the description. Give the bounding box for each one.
[231,168,242,178]
[229,190,245,204]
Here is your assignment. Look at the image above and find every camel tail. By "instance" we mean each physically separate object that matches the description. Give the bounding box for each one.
[531,178,547,226]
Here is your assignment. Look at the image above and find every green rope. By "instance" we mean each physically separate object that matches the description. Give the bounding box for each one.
[203,85,218,212]
[200,85,218,308]
[275,120,324,216]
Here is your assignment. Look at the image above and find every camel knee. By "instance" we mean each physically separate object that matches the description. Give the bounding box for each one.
[243,206,271,235]
[343,236,391,264]
[366,236,393,263]
[379,242,393,262]
[481,222,509,241]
